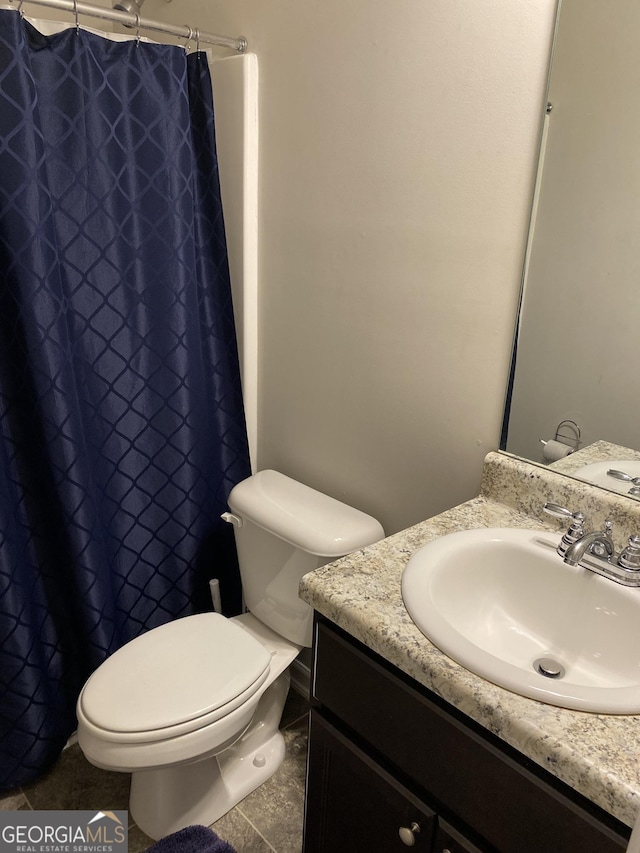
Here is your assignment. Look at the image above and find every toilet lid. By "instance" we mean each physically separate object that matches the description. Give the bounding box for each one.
[79,613,271,734]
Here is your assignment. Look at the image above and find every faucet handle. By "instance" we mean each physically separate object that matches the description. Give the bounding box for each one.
[607,470,640,497]
[543,503,586,557]
[607,469,640,486]
[618,535,640,570]
[543,502,584,522]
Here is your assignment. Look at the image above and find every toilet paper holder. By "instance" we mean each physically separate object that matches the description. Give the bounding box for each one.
[540,419,581,460]
[550,419,581,450]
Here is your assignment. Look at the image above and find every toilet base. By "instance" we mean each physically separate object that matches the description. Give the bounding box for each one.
[129,671,291,840]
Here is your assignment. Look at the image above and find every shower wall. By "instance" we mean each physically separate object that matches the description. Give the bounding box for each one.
[210,54,259,471]
[149,0,558,534]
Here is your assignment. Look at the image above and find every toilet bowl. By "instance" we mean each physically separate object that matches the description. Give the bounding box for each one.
[76,470,384,840]
[77,612,301,838]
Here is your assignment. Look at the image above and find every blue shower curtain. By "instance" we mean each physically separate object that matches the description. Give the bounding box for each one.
[0,11,251,789]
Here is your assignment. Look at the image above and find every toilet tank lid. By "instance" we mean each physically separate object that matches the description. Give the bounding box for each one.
[227,470,385,557]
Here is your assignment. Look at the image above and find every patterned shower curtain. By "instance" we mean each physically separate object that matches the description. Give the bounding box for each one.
[0,10,251,789]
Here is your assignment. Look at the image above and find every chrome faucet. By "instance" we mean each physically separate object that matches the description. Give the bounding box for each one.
[543,503,640,587]
[562,524,614,566]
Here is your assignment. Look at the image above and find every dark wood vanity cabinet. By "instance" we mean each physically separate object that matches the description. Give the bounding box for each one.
[304,713,437,851]
[303,616,630,853]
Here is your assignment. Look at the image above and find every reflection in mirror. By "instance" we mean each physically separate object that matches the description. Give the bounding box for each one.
[544,441,640,500]
[501,0,640,494]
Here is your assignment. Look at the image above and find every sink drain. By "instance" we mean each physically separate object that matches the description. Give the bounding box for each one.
[534,657,565,679]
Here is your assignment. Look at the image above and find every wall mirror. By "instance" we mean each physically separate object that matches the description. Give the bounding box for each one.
[501,0,640,500]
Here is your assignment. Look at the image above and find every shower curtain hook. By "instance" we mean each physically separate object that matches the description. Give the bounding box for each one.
[183,25,194,52]
[135,12,141,46]
[16,0,26,17]
[195,28,200,54]
[73,0,79,33]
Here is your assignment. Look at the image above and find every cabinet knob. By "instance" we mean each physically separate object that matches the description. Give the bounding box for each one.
[398,822,421,846]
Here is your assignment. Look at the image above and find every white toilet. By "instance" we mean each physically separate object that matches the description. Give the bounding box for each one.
[76,470,384,840]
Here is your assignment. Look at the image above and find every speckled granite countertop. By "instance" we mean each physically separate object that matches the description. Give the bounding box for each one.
[299,451,640,829]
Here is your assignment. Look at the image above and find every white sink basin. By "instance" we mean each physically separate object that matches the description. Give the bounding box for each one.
[401,528,640,714]
[573,460,640,498]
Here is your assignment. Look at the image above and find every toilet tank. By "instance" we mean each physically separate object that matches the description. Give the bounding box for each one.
[226,470,385,647]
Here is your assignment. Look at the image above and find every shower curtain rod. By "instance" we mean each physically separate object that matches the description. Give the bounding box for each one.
[9,0,247,51]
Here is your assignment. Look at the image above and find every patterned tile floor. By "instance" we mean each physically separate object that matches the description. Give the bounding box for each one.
[0,690,310,853]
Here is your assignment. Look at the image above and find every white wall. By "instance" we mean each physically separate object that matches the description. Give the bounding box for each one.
[151,0,557,534]
[17,0,112,26]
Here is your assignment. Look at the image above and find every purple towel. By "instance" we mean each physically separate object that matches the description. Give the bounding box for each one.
[146,825,236,853]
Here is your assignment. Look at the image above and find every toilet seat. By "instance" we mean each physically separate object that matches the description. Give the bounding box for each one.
[78,613,271,742]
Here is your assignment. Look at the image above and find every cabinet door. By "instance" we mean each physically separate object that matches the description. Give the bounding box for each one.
[433,820,486,853]
[304,711,436,853]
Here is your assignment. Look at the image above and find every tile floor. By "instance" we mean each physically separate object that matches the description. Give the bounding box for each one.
[0,690,310,853]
